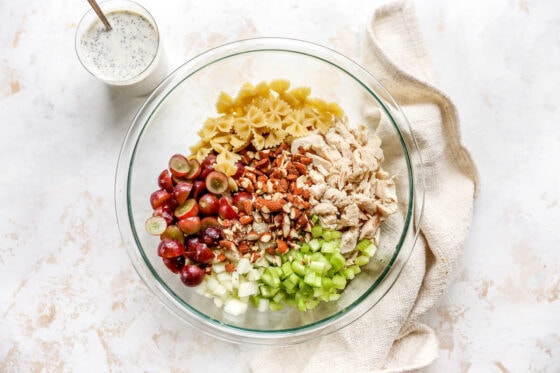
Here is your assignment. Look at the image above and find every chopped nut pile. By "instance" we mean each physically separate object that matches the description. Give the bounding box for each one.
[218,143,317,265]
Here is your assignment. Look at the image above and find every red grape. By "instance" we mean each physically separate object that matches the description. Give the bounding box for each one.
[180,264,205,286]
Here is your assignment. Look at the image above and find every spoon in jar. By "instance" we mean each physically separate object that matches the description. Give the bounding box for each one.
[87,0,112,31]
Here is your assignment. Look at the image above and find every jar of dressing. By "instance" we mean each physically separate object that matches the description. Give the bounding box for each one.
[75,0,168,96]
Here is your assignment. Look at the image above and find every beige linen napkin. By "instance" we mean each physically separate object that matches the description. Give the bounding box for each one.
[250,1,479,372]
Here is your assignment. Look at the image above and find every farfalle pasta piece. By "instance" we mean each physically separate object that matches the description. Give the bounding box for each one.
[216,149,241,164]
[214,150,241,175]
[326,102,344,118]
[283,110,309,138]
[251,129,266,150]
[262,97,292,129]
[290,87,311,106]
[269,79,290,95]
[252,81,270,99]
[216,92,235,114]
[230,134,250,151]
[264,128,287,148]
[189,141,213,161]
[305,97,328,112]
[302,106,331,134]
[216,115,234,133]
[214,161,238,176]
[245,106,267,128]
[233,116,252,140]
[210,134,232,153]
[198,118,219,139]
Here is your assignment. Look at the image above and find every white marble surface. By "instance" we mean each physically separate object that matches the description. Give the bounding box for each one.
[1,0,559,372]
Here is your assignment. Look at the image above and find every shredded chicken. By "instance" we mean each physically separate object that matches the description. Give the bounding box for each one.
[292,118,398,253]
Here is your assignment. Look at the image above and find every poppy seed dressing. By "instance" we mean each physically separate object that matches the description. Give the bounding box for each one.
[79,10,158,82]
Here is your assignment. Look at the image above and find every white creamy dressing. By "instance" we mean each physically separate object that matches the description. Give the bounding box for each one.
[77,8,169,96]
[80,10,158,82]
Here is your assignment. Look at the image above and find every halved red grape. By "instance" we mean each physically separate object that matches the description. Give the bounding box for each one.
[186,236,203,251]
[201,153,217,168]
[153,206,175,225]
[232,161,245,179]
[191,180,207,200]
[160,225,184,243]
[194,243,215,264]
[177,216,201,235]
[174,199,199,220]
[199,154,217,180]
[169,154,190,177]
[206,171,229,194]
[157,239,185,258]
[198,193,220,216]
[145,216,167,236]
[200,216,220,231]
[158,169,174,192]
[150,189,171,209]
[163,256,185,273]
[218,196,239,220]
[232,191,252,210]
[201,226,222,246]
[184,159,202,179]
[173,181,193,205]
[180,264,205,287]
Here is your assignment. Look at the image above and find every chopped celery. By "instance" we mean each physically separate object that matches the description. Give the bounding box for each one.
[272,290,286,303]
[321,277,334,290]
[311,225,323,238]
[330,252,345,271]
[343,267,355,280]
[309,260,326,274]
[304,272,322,288]
[308,238,321,252]
[355,255,370,267]
[357,239,377,257]
[259,285,279,298]
[320,240,338,253]
[322,229,341,241]
[282,274,299,291]
[292,261,306,277]
[333,274,347,290]
[269,301,284,311]
[281,261,294,279]
[356,238,372,252]
[350,264,361,275]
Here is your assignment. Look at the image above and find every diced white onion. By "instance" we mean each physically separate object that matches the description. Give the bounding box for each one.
[238,281,258,298]
[224,298,248,316]
[236,258,252,274]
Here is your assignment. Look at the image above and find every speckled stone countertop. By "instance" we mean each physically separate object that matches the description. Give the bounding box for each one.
[1,0,558,371]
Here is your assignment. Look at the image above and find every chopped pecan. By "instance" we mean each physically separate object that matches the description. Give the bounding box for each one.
[293,162,307,175]
[277,240,289,254]
[219,240,237,251]
[259,232,272,243]
[254,197,284,213]
[246,230,260,241]
[255,158,270,169]
[239,215,254,225]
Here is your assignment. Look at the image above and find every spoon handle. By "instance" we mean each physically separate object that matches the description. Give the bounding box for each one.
[87,0,112,31]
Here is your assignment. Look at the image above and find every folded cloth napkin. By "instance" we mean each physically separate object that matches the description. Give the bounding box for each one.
[249,1,479,372]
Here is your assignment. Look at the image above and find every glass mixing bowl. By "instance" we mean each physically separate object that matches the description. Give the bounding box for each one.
[115,37,424,345]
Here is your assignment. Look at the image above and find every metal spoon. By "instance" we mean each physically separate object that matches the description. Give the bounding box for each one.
[87,0,112,31]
